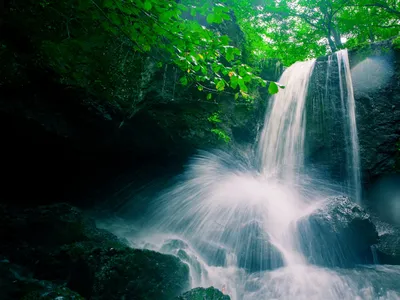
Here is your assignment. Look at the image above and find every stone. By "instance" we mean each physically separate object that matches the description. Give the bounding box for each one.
[296,196,379,267]
[0,204,190,300]
[176,287,230,300]
[375,225,400,265]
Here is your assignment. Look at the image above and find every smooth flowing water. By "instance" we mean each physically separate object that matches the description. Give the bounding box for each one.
[337,50,362,203]
[110,50,400,299]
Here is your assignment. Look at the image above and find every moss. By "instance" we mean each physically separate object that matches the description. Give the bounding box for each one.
[176,287,230,300]
[93,248,190,300]
[0,259,84,300]
[392,36,400,50]
[0,204,190,300]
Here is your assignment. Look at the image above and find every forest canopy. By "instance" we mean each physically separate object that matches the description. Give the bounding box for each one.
[94,0,399,97]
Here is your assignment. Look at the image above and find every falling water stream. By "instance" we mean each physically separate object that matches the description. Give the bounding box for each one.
[110,50,400,299]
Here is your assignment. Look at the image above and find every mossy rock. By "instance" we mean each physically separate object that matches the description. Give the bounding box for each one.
[0,204,190,299]
[392,36,400,50]
[0,259,84,300]
[92,248,189,300]
[176,287,230,300]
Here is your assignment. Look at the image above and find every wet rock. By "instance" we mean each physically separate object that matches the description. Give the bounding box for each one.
[235,220,284,272]
[176,287,230,300]
[160,239,204,283]
[305,42,400,187]
[92,248,189,300]
[161,239,189,254]
[296,196,379,267]
[0,204,190,299]
[375,226,400,265]
[192,239,228,267]
[0,259,84,300]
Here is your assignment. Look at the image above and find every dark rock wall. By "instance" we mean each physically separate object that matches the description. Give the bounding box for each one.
[350,42,400,185]
[305,40,400,191]
[0,0,274,207]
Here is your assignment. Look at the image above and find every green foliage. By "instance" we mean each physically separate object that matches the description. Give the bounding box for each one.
[233,0,400,65]
[93,0,275,97]
[211,128,231,143]
[268,82,279,95]
[208,112,222,123]
[393,36,400,50]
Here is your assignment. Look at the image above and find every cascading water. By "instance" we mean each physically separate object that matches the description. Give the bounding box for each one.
[111,51,400,299]
[258,59,316,179]
[305,50,362,203]
[337,50,362,203]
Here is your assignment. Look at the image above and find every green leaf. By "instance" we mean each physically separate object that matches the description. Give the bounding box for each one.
[180,76,188,86]
[268,82,279,95]
[216,80,225,91]
[207,93,212,100]
[198,85,204,91]
[238,78,248,93]
[234,93,239,100]
[226,48,235,62]
[206,14,215,24]
[230,76,238,89]
[144,0,152,11]
[212,63,221,73]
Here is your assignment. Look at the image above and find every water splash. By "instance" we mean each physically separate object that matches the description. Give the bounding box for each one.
[110,53,400,299]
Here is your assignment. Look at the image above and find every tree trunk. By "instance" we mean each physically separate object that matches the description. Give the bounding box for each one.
[327,36,337,52]
[332,27,343,49]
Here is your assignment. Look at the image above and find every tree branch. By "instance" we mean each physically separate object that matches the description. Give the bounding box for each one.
[347,2,400,16]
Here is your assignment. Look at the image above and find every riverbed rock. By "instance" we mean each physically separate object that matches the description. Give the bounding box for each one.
[176,287,230,300]
[296,196,379,267]
[192,239,228,267]
[375,226,400,265]
[0,258,84,300]
[235,220,284,272]
[0,203,190,299]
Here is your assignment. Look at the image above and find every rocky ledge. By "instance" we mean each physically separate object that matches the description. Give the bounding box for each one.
[0,203,227,299]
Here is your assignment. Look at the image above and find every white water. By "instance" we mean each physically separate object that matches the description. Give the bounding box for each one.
[109,52,400,299]
[258,59,316,179]
[337,50,362,203]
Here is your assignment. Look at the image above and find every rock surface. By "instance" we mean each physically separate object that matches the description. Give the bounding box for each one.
[0,0,275,208]
[350,41,400,185]
[0,258,84,300]
[235,220,284,272]
[296,196,379,267]
[305,40,400,188]
[375,225,400,265]
[176,287,230,300]
[0,203,190,299]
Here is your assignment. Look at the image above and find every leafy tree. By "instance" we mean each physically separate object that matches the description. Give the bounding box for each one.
[235,0,399,65]
[90,0,283,101]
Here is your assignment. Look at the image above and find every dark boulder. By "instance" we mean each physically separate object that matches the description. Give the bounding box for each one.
[176,287,230,300]
[234,220,284,272]
[375,226,400,265]
[0,258,84,300]
[296,196,379,267]
[0,203,190,299]
[192,239,228,267]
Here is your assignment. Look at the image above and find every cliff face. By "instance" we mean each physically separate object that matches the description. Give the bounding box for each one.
[350,42,400,185]
[305,40,400,189]
[0,0,278,206]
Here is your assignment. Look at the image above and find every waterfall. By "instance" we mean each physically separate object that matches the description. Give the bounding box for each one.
[113,51,400,300]
[258,59,316,179]
[306,50,362,203]
[337,50,362,203]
